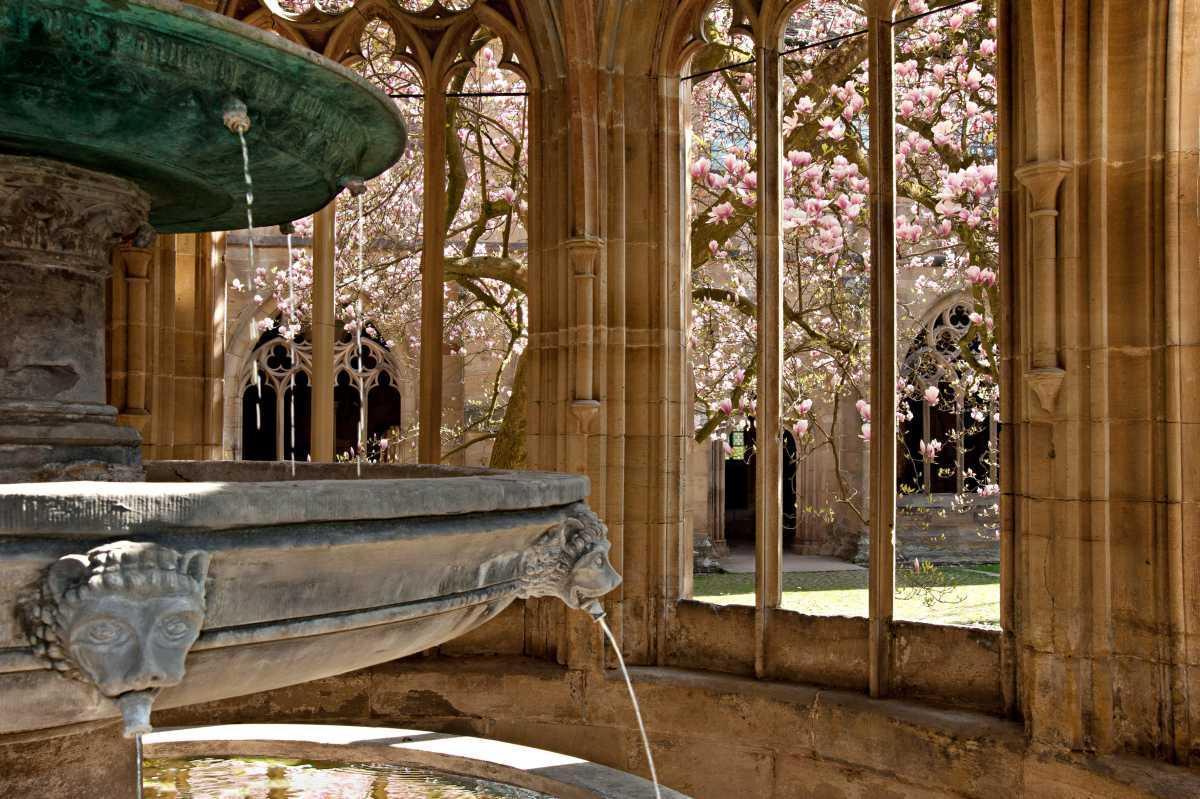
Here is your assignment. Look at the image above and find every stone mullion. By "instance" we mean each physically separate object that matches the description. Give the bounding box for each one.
[151,234,177,461]
[1162,0,1195,763]
[419,90,447,465]
[203,232,226,460]
[603,74,628,652]
[657,70,691,666]
[866,14,897,699]
[310,201,336,462]
[997,0,1018,718]
[754,40,784,679]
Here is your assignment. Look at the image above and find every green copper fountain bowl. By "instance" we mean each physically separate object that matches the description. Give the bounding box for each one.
[0,0,406,233]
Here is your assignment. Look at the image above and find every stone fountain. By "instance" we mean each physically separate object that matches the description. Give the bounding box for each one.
[0,2,620,795]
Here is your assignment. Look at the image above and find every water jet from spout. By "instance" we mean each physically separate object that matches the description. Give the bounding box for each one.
[232,113,262,432]
[587,602,662,799]
[282,222,297,477]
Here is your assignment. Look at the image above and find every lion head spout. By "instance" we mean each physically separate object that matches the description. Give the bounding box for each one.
[24,541,209,737]
[518,506,621,611]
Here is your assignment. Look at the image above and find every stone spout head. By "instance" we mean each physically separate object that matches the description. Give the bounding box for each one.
[339,176,367,197]
[27,541,210,736]
[518,507,622,610]
[563,538,621,610]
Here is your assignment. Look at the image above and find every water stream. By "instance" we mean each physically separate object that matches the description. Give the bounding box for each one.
[354,191,366,477]
[135,734,143,799]
[595,614,662,799]
[237,129,262,432]
[286,229,296,477]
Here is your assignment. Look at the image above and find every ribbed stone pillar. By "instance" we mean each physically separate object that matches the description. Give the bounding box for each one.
[0,156,149,482]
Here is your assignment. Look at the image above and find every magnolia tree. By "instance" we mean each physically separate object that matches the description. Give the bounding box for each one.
[239,20,530,466]
[689,0,999,534]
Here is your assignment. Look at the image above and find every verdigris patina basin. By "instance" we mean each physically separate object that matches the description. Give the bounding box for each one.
[0,0,407,481]
[0,0,407,232]
[0,463,619,736]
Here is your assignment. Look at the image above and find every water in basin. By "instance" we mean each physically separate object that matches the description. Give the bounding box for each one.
[142,757,554,798]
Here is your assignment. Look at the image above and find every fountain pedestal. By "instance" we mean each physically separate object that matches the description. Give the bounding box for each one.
[0,156,149,481]
[0,724,137,796]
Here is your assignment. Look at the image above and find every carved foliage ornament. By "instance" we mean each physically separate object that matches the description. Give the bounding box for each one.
[0,157,149,265]
[23,541,209,737]
[517,506,621,610]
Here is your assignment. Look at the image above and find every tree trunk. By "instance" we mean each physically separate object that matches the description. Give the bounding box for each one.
[488,348,528,469]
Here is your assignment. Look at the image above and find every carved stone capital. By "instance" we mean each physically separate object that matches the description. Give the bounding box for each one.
[23,541,210,737]
[564,236,604,275]
[517,505,621,609]
[1025,366,1066,415]
[1013,160,1072,213]
[0,156,150,272]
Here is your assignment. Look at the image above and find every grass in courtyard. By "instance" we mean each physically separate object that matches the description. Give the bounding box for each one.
[692,565,1000,628]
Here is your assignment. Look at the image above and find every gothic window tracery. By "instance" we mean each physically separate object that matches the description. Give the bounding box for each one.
[228,0,534,466]
[238,321,404,461]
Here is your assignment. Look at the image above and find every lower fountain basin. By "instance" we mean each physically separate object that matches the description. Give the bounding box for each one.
[0,463,612,736]
[143,723,688,798]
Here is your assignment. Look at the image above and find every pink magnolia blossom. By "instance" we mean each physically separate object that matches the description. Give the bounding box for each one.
[799,398,813,414]
[718,398,734,416]
[788,150,812,168]
[924,385,940,405]
[855,399,871,421]
[708,202,735,224]
[896,217,923,243]
[860,422,872,442]
[793,419,810,437]
[919,438,944,461]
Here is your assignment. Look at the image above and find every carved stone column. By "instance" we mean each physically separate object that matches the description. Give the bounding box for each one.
[566,236,602,432]
[1014,160,1071,414]
[0,156,149,481]
[114,238,155,442]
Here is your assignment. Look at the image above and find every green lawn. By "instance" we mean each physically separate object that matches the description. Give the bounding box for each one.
[693,565,1000,628]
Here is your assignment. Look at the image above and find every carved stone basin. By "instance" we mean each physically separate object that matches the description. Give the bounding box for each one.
[0,463,618,736]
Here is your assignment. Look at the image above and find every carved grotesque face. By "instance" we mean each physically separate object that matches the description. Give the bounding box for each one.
[563,539,621,609]
[31,541,209,736]
[61,591,204,696]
